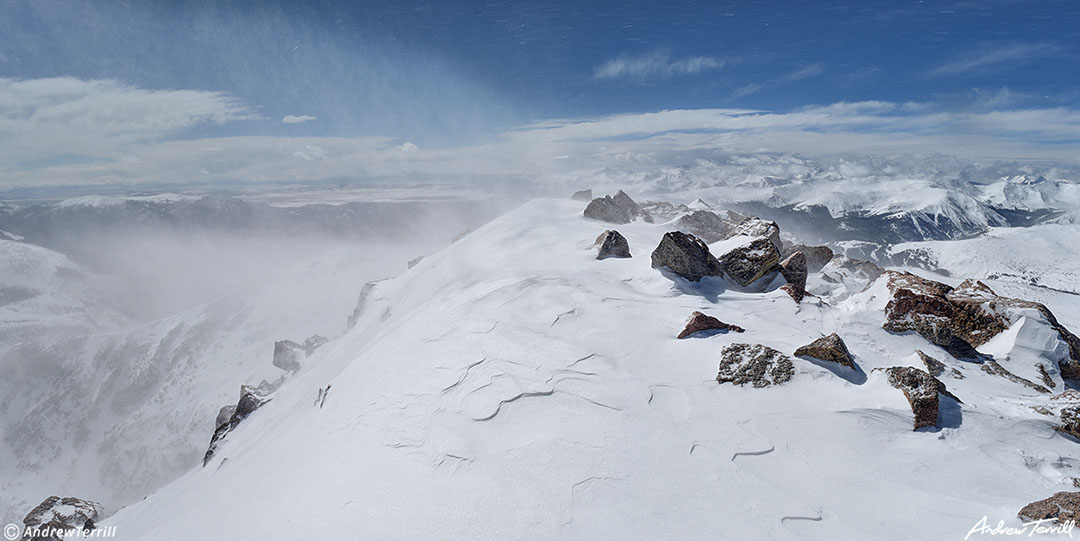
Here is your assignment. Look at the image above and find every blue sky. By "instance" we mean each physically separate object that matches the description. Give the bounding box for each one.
[1,0,1079,188]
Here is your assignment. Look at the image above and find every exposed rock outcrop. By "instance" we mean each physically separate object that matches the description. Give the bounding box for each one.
[271,335,328,374]
[595,230,631,260]
[203,386,273,466]
[22,496,104,541]
[779,251,808,302]
[717,343,794,388]
[980,360,1051,393]
[885,366,947,430]
[677,311,745,339]
[650,231,723,282]
[882,272,986,361]
[716,237,780,287]
[584,195,631,224]
[731,217,782,251]
[1018,492,1080,523]
[917,350,963,379]
[611,190,654,223]
[782,244,834,273]
[673,210,730,243]
[570,189,593,201]
[1057,405,1080,440]
[794,333,856,370]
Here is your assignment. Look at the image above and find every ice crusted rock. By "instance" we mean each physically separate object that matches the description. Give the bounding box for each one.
[677,311,744,339]
[717,343,794,388]
[651,231,723,282]
[716,237,780,287]
[782,244,834,273]
[1057,406,1080,440]
[594,230,631,260]
[794,333,855,369]
[570,189,593,201]
[583,196,631,224]
[673,210,730,243]
[203,386,273,466]
[730,217,782,251]
[1018,492,1080,523]
[885,366,950,430]
[22,496,104,540]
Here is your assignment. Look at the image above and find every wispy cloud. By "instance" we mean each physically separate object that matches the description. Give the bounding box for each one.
[929,43,1061,76]
[786,63,824,81]
[731,83,762,99]
[594,50,725,81]
[282,115,316,124]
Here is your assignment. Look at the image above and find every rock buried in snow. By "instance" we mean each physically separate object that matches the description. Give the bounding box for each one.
[794,333,856,369]
[651,231,723,282]
[917,350,963,379]
[583,196,631,224]
[731,217,782,251]
[595,230,631,260]
[885,366,946,430]
[717,343,794,387]
[570,189,593,201]
[23,496,104,540]
[203,386,273,466]
[717,237,780,287]
[980,360,1051,393]
[1018,492,1080,523]
[677,311,745,339]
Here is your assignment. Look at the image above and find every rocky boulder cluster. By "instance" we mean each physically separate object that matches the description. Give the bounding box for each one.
[21,496,104,541]
[584,190,654,224]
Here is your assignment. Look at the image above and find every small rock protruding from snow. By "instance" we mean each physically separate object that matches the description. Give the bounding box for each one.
[1018,491,1080,524]
[717,343,794,388]
[782,244,834,272]
[884,366,951,430]
[980,361,1050,394]
[650,231,723,282]
[716,237,780,287]
[570,189,593,201]
[271,335,326,374]
[23,496,104,540]
[794,333,855,370]
[676,311,745,339]
[594,230,631,260]
[347,281,384,330]
[584,196,631,224]
[611,190,654,223]
[916,350,963,379]
[203,386,273,466]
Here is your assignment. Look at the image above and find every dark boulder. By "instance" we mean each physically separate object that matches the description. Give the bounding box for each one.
[779,251,808,302]
[794,333,855,369]
[584,196,631,224]
[885,366,950,430]
[1018,492,1080,523]
[203,386,272,466]
[674,210,729,243]
[611,190,653,223]
[677,311,745,339]
[23,496,104,541]
[717,237,780,287]
[783,244,834,273]
[1057,405,1080,440]
[650,231,723,282]
[916,350,963,379]
[595,230,631,260]
[717,343,794,387]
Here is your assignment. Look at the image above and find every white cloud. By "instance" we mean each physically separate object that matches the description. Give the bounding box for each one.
[786,63,824,81]
[594,50,725,81]
[282,115,316,124]
[929,43,1060,76]
[731,83,762,99]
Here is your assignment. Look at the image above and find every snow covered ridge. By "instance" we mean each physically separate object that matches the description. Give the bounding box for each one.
[97,194,1080,539]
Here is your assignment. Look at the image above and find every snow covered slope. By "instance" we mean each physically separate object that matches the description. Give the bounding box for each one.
[103,198,1080,539]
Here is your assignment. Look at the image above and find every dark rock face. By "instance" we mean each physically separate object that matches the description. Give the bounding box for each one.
[717,343,794,387]
[731,217,782,251]
[882,272,985,361]
[203,387,273,466]
[584,196,631,224]
[1057,406,1080,439]
[611,190,654,223]
[650,231,723,282]
[677,311,745,339]
[215,405,236,428]
[23,496,103,541]
[595,230,631,260]
[1018,492,1080,523]
[981,360,1051,393]
[717,237,781,287]
[674,210,729,243]
[794,333,855,369]
[885,366,944,430]
[272,335,328,373]
[779,251,808,302]
[570,189,593,201]
[783,244,834,272]
[917,350,963,379]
